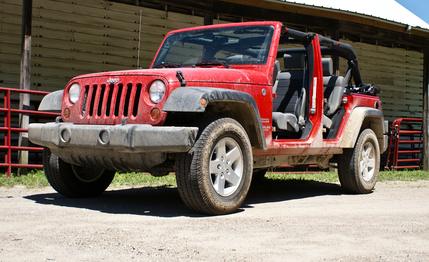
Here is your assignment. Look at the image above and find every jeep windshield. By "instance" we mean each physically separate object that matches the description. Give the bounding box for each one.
[152,26,274,68]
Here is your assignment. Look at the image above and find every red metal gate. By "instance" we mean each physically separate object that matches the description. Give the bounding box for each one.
[385,117,423,170]
[0,87,59,177]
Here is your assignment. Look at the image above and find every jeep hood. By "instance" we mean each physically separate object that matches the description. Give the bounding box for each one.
[71,67,270,86]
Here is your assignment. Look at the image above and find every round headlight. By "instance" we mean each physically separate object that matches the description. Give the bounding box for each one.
[69,83,81,104]
[149,80,166,103]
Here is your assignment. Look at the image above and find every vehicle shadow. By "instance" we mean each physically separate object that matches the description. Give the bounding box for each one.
[24,178,342,218]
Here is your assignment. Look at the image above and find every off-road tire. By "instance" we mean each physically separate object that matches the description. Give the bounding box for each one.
[176,118,253,215]
[43,149,115,197]
[338,129,380,193]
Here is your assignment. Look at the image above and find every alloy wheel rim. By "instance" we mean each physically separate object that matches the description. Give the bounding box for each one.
[209,137,244,197]
[359,142,376,182]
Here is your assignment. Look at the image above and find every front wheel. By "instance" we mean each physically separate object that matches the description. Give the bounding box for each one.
[43,149,115,197]
[338,129,380,193]
[176,118,253,215]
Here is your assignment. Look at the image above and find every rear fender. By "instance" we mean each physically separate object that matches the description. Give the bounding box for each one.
[339,107,386,153]
[163,87,266,149]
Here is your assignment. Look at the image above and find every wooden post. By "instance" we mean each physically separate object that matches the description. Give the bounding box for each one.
[423,49,429,171]
[331,29,340,73]
[204,13,214,25]
[204,0,214,25]
[18,0,33,173]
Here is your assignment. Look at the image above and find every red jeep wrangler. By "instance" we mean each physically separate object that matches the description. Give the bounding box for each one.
[29,21,387,215]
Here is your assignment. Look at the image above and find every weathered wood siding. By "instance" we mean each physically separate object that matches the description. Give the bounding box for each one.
[340,40,424,120]
[0,1,424,120]
[0,0,22,88]
[0,0,203,92]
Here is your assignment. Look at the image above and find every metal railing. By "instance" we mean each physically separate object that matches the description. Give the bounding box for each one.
[385,117,423,170]
[0,87,59,177]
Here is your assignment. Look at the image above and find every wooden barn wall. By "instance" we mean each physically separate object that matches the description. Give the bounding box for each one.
[0,1,424,120]
[0,0,203,92]
[0,0,22,89]
[340,40,424,120]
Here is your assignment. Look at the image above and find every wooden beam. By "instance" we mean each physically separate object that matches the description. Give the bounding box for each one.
[338,23,429,50]
[423,49,429,170]
[331,29,340,73]
[220,0,429,38]
[212,0,428,51]
[18,0,32,172]
[204,0,214,25]
[110,0,429,50]
[204,13,214,25]
[113,0,212,17]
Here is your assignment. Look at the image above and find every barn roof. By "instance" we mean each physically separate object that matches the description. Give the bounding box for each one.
[277,0,429,30]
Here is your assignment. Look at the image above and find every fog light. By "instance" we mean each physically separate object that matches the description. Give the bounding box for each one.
[60,129,71,143]
[150,108,161,120]
[98,130,110,145]
[63,108,71,118]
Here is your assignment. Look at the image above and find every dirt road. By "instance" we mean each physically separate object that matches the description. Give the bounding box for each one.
[0,179,428,261]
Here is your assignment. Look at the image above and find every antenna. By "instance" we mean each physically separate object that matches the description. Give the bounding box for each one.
[137,9,142,69]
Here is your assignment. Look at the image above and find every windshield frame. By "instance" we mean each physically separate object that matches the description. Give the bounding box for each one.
[151,24,276,69]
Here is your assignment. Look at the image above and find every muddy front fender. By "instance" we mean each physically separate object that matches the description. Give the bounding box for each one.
[163,87,266,149]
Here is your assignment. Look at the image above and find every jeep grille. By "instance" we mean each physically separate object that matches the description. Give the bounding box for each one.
[81,83,143,118]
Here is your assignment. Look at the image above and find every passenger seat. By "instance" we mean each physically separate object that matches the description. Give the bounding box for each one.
[322,58,346,120]
[272,54,306,132]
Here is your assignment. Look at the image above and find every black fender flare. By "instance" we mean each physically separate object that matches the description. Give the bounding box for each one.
[163,87,266,149]
[38,90,63,112]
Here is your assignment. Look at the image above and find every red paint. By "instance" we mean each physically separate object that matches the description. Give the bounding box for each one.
[61,21,382,158]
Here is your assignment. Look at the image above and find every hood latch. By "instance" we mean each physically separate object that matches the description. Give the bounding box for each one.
[176,71,186,87]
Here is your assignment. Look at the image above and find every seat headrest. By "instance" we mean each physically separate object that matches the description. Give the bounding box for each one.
[274,60,281,73]
[273,60,280,82]
[284,53,305,70]
[322,58,333,76]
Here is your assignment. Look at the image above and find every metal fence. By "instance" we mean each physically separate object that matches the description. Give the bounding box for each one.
[385,117,423,170]
[0,87,59,177]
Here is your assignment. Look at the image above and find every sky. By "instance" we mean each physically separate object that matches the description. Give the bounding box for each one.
[396,0,429,23]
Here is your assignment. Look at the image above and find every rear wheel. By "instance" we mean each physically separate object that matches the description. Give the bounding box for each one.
[338,129,380,193]
[176,118,253,215]
[43,149,115,197]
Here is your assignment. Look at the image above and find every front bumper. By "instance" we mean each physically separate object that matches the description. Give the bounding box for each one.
[28,122,198,171]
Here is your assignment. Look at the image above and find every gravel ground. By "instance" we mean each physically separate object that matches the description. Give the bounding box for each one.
[0,179,428,261]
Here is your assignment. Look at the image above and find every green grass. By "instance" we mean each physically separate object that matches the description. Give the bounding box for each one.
[266,170,429,183]
[0,171,49,188]
[0,171,176,189]
[0,170,428,188]
[111,172,176,187]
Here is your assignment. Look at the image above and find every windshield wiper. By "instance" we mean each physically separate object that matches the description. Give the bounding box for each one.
[153,62,182,68]
[194,60,230,68]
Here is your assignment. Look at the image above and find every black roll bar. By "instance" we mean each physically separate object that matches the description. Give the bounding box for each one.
[284,27,364,86]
